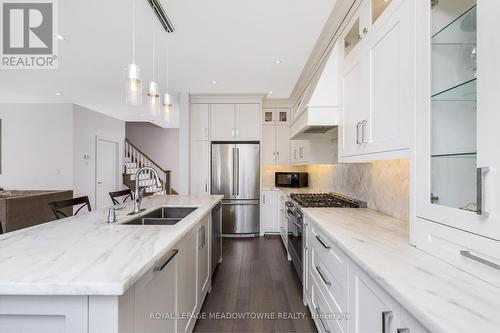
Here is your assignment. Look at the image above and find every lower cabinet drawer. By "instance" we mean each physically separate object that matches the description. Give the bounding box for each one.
[415,217,500,288]
[311,225,349,288]
[311,246,348,314]
[310,274,348,333]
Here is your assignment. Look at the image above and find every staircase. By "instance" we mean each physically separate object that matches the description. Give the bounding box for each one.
[123,139,174,195]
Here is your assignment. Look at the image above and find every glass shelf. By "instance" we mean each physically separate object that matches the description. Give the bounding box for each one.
[432,78,476,101]
[431,152,476,158]
[432,5,476,45]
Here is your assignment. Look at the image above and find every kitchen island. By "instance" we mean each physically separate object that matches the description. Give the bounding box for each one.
[0,194,223,333]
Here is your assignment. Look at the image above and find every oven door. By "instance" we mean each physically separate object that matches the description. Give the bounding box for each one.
[287,208,303,283]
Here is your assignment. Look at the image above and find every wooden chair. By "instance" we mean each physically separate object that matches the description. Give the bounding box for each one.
[109,189,133,205]
[48,196,92,220]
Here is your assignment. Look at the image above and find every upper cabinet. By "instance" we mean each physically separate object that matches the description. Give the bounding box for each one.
[339,0,414,161]
[210,104,260,141]
[415,0,500,243]
[191,104,210,141]
[263,109,289,125]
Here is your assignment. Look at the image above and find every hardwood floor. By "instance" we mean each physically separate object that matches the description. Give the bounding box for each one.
[194,236,317,333]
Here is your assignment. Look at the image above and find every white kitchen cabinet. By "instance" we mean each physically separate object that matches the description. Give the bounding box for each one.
[177,228,198,333]
[198,216,210,300]
[210,103,260,141]
[261,126,276,165]
[263,109,289,125]
[261,190,279,234]
[134,249,178,333]
[210,104,235,141]
[414,0,500,268]
[349,262,401,333]
[190,141,210,195]
[339,0,414,161]
[191,104,210,141]
[290,133,337,165]
[261,124,290,166]
[235,104,260,140]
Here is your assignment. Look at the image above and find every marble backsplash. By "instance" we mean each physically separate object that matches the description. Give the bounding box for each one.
[262,160,409,221]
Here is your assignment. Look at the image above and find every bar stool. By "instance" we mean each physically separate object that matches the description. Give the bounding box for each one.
[48,196,92,219]
[109,189,133,205]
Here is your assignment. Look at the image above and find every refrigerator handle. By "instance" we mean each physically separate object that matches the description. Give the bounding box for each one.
[236,148,240,196]
[232,147,236,196]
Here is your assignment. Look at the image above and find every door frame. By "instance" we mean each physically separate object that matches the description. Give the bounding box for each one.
[94,136,120,209]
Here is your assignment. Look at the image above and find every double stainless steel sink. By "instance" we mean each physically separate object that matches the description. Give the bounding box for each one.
[124,207,198,225]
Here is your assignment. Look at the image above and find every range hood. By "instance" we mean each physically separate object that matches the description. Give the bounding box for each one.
[290,43,339,139]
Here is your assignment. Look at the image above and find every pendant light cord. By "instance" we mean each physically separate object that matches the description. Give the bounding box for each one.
[166,35,169,92]
[152,16,155,81]
[132,0,136,63]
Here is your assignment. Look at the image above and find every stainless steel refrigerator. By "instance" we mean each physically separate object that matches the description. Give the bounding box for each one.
[211,143,260,235]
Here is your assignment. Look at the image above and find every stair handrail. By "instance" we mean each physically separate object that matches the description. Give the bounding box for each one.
[124,139,172,194]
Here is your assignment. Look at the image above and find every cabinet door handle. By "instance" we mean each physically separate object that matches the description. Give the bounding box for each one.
[361,120,368,144]
[153,249,179,272]
[205,180,208,193]
[397,329,410,333]
[231,128,235,137]
[315,265,332,286]
[476,167,490,216]
[262,194,266,205]
[299,147,304,158]
[382,311,393,333]
[315,235,331,249]
[356,122,361,144]
[315,307,331,333]
[362,27,368,35]
[235,129,239,137]
[460,250,500,271]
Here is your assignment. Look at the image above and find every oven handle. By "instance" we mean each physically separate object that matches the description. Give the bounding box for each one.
[287,210,303,229]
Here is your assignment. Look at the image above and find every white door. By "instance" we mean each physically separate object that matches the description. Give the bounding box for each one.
[190,141,210,195]
[210,104,235,141]
[261,190,279,233]
[235,104,260,140]
[275,126,290,164]
[340,52,367,157]
[191,104,210,141]
[349,263,400,333]
[364,0,412,154]
[261,126,276,165]
[96,139,118,209]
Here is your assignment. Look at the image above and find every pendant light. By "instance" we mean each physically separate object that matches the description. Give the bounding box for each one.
[163,34,172,112]
[147,16,160,108]
[126,0,142,105]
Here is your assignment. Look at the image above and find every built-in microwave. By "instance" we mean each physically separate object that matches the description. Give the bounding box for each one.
[275,172,308,188]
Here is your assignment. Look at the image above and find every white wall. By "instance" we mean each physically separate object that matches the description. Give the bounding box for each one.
[73,105,125,208]
[0,103,74,190]
[125,122,180,191]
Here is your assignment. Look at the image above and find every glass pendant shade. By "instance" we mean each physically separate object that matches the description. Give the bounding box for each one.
[126,64,142,105]
[163,93,172,111]
[147,81,160,105]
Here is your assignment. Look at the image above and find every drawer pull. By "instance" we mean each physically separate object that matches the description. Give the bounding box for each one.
[397,329,410,333]
[153,249,178,272]
[460,250,500,271]
[316,266,332,286]
[315,307,331,333]
[382,311,393,333]
[316,235,331,249]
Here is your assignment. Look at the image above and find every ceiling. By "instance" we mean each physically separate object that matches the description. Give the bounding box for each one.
[0,0,336,127]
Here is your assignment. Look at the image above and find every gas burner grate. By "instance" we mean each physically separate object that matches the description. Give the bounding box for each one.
[290,193,366,208]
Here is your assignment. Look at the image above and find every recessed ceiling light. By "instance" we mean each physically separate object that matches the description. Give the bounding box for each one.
[268,90,273,95]
[274,60,282,64]
[55,92,61,96]
[54,34,66,41]
[212,80,217,85]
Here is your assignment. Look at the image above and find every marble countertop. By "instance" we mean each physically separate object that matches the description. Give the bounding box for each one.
[302,208,500,333]
[0,195,223,296]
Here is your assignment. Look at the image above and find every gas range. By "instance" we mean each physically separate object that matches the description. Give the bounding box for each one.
[289,192,367,208]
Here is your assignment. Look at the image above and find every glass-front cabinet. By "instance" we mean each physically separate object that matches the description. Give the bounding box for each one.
[416,0,500,241]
